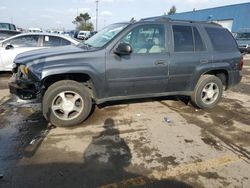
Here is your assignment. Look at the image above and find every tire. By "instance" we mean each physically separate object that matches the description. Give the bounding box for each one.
[42,80,93,127]
[191,75,223,109]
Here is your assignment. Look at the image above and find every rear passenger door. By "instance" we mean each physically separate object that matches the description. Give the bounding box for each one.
[168,24,212,92]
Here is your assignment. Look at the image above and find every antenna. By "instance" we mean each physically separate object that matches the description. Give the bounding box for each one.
[96,0,99,31]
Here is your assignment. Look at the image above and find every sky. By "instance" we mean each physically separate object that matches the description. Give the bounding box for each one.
[0,0,249,30]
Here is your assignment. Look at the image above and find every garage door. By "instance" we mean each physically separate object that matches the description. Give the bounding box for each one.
[213,19,233,31]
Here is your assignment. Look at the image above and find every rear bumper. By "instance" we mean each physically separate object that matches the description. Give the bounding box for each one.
[8,75,40,100]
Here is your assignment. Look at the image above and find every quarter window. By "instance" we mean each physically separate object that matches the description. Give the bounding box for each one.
[205,27,238,52]
[121,25,166,54]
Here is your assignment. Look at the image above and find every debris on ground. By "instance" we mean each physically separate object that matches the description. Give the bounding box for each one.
[184,139,194,143]
[136,114,141,117]
[48,124,57,129]
[164,117,172,124]
[26,119,40,123]
[30,136,42,145]
[29,129,51,145]
[59,171,63,176]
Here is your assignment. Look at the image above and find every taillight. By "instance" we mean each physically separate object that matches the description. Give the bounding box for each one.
[240,56,244,70]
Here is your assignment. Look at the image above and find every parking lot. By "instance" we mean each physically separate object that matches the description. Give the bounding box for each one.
[0,56,249,188]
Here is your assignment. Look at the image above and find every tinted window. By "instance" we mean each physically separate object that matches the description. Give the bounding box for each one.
[43,36,70,47]
[61,39,71,46]
[236,32,250,40]
[0,23,10,30]
[205,27,238,52]
[173,25,194,52]
[9,24,16,30]
[121,25,166,54]
[4,35,39,47]
[193,27,205,51]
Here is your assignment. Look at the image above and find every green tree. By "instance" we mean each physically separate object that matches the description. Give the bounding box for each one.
[168,5,176,15]
[73,13,94,31]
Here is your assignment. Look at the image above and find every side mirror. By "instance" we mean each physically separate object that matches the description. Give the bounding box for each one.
[114,43,132,55]
[5,44,14,50]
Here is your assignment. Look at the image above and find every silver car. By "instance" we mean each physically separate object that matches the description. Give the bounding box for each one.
[235,30,250,53]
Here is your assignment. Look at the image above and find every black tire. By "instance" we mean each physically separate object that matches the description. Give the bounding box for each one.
[42,80,93,127]
[191,75,223,109]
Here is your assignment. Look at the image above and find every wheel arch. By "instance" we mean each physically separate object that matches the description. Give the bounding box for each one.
[41,72,98,100]
[190,67,230,91]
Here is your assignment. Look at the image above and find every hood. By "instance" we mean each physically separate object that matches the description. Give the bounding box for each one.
[15,45,86,65]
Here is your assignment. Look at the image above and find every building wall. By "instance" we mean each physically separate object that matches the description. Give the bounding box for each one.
[167,3,250,32]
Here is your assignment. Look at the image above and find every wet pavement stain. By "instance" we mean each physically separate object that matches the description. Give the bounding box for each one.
[159,99,250,161]
[157,156,179,167]
[199,171,223,180]
[0,98,49,185]
[201,137,222,151]
[231,82,250,96]
[76,105,128,127]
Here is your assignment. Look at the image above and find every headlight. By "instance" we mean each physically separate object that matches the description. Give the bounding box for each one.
[19,65,29,75]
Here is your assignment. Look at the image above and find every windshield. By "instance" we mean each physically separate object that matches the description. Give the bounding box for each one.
[84,23,129,48]
[236,32,250,40]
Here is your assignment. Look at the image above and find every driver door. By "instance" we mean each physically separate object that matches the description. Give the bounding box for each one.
[106,24,169,97]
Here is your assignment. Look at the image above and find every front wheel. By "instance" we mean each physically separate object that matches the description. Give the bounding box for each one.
[42,80,93,127]
[191,75,223,109]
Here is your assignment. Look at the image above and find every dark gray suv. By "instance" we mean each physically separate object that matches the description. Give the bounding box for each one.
[9,17,243,127]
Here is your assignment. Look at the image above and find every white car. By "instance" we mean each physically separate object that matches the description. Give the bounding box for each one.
[77,31,90,40]
[0,33,79,71]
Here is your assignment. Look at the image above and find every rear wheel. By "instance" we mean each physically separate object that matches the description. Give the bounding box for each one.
[191,75,223,109]
[43,80,92,127]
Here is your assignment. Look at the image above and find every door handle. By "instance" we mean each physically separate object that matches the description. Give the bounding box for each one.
[200,59,209,64]
[155,60,166,66]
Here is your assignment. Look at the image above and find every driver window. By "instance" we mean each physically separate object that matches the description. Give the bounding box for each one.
[121,25,166,54]
[4,35,39,48]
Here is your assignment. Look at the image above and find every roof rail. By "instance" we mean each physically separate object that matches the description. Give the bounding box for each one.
[141,16,221,26]
[141,17,171,22]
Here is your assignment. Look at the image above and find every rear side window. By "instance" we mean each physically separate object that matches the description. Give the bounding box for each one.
[173,25,194,52]
[43,36,70,47]
[61,39,71,46]
[205,27,238,52]
[173,25,206,52]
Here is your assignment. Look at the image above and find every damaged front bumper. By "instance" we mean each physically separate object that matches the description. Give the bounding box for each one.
[8,74,40,100]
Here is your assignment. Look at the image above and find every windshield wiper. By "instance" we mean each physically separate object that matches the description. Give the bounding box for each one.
[77,43,94,49]
[84,43,93,48]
